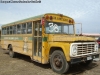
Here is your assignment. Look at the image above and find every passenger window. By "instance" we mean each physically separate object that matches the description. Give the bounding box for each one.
[4,27,7,35]
[27,22,32,34]
[7,27,9,35]
[22,23,26,34]
[2,28,4,35]
[9,26,12,34]
[13,25,16,34]
[17,24,21,34]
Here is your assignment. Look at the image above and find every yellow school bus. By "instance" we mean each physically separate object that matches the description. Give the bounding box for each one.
[1,13,99,74]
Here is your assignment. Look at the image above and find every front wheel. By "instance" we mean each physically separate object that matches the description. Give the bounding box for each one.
[50,50,69,74]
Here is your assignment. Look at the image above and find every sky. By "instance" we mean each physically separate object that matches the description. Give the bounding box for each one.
[0,0,100,33]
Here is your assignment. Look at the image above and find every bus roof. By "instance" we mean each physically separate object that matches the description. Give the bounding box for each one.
[1,13,73,27]
[1,14,44,27]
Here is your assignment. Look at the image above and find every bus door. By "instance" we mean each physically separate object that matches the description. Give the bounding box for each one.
[33,20,42,62]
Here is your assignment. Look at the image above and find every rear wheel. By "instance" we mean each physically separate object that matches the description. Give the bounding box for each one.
[9,45,16,58]
[50,50,69,74]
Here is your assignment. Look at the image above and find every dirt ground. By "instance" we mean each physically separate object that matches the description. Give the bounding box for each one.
[0,48,100,75]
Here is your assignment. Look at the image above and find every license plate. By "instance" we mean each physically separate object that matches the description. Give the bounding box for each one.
[87,56,92,60]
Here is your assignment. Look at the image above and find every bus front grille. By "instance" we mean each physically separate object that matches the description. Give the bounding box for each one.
[77,44,95,55]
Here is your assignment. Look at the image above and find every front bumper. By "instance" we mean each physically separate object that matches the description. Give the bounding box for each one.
[70,54,100,64]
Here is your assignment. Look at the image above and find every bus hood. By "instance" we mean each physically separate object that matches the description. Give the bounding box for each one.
[48,35,96,42]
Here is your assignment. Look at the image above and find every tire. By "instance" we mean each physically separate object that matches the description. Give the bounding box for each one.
[50,50,69,74]
[9,45,16,58]
[80,60,93,66]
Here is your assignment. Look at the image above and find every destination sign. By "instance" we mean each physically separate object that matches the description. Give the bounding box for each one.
[45,14,74,24]
[53,16,69,22]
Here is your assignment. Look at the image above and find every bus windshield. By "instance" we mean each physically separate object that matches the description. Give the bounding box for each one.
[45,21,74,34]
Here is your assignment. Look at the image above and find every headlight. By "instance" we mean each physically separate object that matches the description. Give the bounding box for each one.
[72,45,77,56]
[94,43,98,52]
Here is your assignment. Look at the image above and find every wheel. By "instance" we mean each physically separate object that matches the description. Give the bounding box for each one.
[80,60,93,66]
[50,50,69,74]
[9,45,16,58]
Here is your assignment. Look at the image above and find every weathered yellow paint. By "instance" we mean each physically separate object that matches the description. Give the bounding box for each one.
[48,34,95,42]
[41,34,96,64]
[1,35,33,57]
[41,41,71,64]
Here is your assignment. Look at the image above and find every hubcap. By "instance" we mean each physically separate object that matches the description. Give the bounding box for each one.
[53,55,62,69]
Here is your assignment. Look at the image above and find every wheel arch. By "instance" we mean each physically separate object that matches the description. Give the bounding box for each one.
[49,46,66,61]
[48,45,70,62]
[8,44,12,50]
[49,47,64,56]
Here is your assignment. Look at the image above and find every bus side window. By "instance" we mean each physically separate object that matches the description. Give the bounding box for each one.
[4,27,7,35]
[7,27,9,35]
[2,28,4,35]
[9,26,12,34]
[2,27,7,35]
[13,25,16,34]
[17,24,21,34]
[27,22,32,34]
[22,23,26,34]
